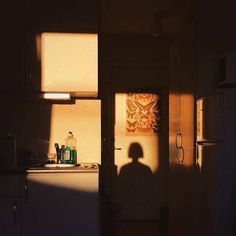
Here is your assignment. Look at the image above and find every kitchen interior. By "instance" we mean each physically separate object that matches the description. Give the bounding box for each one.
[1,0,236,236]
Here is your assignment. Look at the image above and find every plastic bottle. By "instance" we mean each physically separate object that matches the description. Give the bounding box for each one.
[65,132,77,164]
[60,145,65,164]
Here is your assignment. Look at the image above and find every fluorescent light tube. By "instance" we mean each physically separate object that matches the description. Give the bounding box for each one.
[43,93,70,100]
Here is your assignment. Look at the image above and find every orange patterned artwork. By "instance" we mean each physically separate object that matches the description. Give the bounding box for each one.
[126,93,160,136]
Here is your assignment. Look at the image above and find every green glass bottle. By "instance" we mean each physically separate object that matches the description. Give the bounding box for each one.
[64,146,71,163]
[65,132,77,164]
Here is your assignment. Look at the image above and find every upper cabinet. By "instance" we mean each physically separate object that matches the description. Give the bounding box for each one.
[1,0,99,95]
[1,1,25,93]
[40,33,98,97]
[24,0,99,97]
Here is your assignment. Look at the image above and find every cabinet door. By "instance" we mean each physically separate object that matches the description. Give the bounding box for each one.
[0,0,25,92]
[0,175,21,236]
[22,173,99,236]
[0,175,21,197]
[0,198,21,236]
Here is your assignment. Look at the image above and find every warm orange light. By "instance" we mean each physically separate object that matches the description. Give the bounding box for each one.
[27,173,98,192]
[169,93,194,167]
[43,93,70,100]
[180,94,194,167]
[115,93,159,173]
[41,33,98,96]
[197,99,203,140]
[197,145,203,171]
[49,100,101,164]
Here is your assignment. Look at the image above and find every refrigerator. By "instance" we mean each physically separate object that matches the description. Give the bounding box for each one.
[196,91,236,236]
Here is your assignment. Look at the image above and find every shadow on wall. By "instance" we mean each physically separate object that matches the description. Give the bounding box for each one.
[103,142,169,236]
[0,96,52,168]
[115,142,155,220]
[101,87,170,236]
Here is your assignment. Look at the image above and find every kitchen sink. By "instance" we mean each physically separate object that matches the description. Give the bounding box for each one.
[44,163,76,168]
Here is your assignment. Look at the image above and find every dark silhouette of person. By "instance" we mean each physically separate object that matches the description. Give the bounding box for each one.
[115,142,157,220]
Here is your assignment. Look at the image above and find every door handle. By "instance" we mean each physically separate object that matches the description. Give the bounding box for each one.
[101,138,106,152]
[13,201,17,225]
[113,147,122,150]
[24,182,28,204]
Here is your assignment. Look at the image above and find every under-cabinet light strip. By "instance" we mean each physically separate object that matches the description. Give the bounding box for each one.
[43,93,70,100]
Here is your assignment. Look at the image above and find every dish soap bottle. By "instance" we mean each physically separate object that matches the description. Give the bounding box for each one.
[64,131,77,164]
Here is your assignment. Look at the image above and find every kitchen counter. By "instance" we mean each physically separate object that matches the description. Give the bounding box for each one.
[0,162,100,236]
[0,163,99,174]
[27,163,99,173]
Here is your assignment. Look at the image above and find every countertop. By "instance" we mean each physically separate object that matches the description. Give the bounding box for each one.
[0,163,99,174]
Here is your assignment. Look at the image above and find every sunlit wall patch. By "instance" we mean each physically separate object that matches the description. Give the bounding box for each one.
[126,93,160,136]
[40,32,98,96]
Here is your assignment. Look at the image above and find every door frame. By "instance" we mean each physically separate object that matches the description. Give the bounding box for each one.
[100,64,167,193]
[99,64,168,235]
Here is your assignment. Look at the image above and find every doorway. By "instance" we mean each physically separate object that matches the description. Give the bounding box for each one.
[100,66,169,236]
[113,92,161,220]
[101,78,169,235]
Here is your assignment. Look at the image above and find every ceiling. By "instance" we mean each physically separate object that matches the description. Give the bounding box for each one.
[100,0,198,36]
[26,0,197,37]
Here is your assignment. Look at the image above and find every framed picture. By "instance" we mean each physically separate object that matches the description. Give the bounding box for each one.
[126,93,160,136]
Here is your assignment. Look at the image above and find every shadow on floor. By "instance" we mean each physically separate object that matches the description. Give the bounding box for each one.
[116,221,168,236]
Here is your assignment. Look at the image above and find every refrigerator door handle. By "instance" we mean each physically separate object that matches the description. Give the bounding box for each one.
[196,141,220,146]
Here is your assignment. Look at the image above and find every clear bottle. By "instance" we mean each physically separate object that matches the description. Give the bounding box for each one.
[60,145,65,164]
[64,132,77,164]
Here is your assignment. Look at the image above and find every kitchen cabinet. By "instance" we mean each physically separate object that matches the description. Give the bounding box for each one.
[0,174,22,236]
[24,0,99,95]
[0,168,100,236]
[22,170,99,236]
[0,198,21,236]
[25,32,98,96]
[1,1,25,92]
[40,33,98,97]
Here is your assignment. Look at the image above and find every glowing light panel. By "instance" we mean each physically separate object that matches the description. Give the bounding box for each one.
[43,93,70,100]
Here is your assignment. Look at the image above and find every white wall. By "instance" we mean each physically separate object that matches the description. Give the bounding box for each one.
[49,100,101,164]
